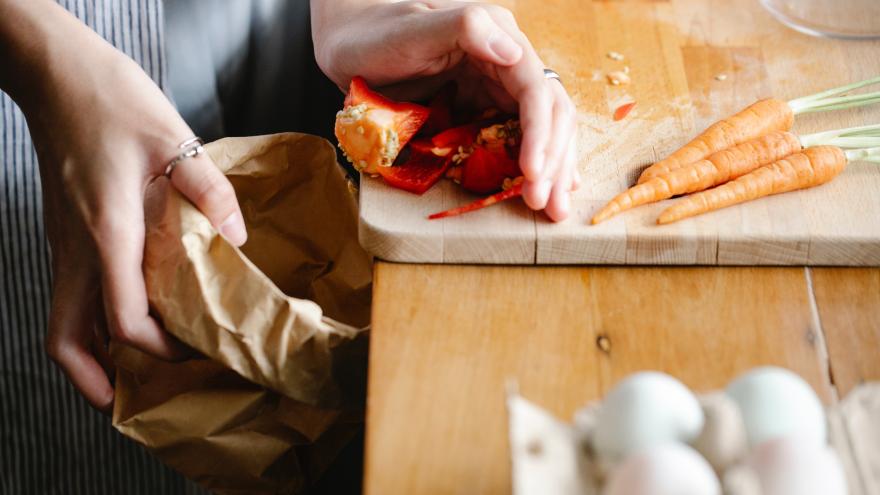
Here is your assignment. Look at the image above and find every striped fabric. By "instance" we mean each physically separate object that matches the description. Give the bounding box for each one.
[0,1,201,493]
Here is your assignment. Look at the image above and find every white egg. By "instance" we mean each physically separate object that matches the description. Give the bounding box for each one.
[726,366,826,447]
[692,392,748,473]
[602,443,721,495]
[593,372,704,462]
[748,435,847,495]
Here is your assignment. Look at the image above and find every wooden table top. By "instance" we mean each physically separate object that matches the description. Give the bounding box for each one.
[363,1,880,494]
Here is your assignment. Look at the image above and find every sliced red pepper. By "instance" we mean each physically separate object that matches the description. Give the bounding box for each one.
[430,123,480,156]
[336,76,430,173]
[377,140,451,195]
[460,145,520,194]
[420,82,456,136]
[613,101,636,121]
[428,182,524,220]
[345,76,430,144]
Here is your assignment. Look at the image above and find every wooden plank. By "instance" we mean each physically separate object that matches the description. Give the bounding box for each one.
[811,268,880,397]
[364,263,832,495]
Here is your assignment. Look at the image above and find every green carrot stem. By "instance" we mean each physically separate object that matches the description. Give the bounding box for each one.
[844,146,880,162]
[788,75,880,106]
[799,123,880,148]
[824,137,880,148]
[790,90,880,114]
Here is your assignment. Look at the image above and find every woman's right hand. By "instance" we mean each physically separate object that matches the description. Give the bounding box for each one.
[1,0,247,413]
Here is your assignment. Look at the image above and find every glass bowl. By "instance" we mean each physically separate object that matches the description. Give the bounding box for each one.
[761,0,880,40]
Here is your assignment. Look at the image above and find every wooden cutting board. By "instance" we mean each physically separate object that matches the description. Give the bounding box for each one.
[358,0,880,265]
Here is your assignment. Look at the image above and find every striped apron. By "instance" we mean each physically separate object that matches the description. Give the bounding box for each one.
[0,1,200,493]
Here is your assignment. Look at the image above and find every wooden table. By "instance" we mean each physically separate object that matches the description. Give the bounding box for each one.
[363,1,880,494]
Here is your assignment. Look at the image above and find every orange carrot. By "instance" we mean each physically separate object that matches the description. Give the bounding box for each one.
[638,76,880,184]
[638,98,794,184]
[591,131,802,224]
[656,146,846,224]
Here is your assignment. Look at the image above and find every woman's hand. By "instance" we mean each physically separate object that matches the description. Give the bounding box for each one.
[312,0,580,221]
[1,0,247,412]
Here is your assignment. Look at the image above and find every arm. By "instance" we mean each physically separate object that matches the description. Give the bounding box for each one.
[0,0,247,412]
[311,0,580,221]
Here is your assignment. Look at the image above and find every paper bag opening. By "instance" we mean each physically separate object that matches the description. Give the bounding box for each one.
[113,133,371,494]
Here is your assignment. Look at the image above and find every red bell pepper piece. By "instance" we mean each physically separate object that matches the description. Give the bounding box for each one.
[613,101,636,121]
[420,82,456,136]
[377,140,451,195]
[459,145,520,194]
[343,77,430,143]
[430,123,480,156]
[336,76,430,173]
[428,182,524,219]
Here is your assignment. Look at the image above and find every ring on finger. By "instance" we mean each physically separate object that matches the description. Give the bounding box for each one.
[163,137,205,177]
[543,68,562,86]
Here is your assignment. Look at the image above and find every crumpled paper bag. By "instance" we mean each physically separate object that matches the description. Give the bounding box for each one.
[112,133,372,494]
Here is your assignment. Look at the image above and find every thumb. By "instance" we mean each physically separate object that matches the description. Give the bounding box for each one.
[168,151,248,246]
[429,5,523,66]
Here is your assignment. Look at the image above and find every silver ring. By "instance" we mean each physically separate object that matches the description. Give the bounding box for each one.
[163,137,205,177]
[543,68,562,85]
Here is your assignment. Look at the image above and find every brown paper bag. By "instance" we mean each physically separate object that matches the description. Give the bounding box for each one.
[112,133,371,494]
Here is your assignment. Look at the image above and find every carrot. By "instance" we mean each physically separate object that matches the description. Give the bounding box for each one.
[638,98,794,183]
[428,181,523,219]
[591,131,802,224]
[656,146,847,224]
[637,76,880,184]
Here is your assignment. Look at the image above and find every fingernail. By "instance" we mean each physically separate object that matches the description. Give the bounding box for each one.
[487,33,522,64]
[219,211,248,246]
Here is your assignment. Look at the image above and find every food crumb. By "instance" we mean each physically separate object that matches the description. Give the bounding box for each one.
[607,51,625,61]
[613,101,636,121]
[715,73,728,81]
[607,71,631,86]
[623,66,630,74]
[526,439,543,456]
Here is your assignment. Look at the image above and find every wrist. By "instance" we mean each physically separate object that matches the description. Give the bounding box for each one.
[0,0,119,112]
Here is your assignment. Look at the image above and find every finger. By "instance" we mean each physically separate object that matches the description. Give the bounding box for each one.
[168,152,247,247]
[544,165,573,222]
[485,34,551,183]
[542,83,576,185]
[95,202,188,361]
[45,280,114,413]
[92,297,116,380]
[564,134,580,193]
[430,5,523,66]
[521,177,553,211]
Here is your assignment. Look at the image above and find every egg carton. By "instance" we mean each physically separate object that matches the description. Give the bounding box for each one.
[507,379,880,495]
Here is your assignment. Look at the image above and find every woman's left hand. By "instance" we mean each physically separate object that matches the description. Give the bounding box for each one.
[311,0,580,221]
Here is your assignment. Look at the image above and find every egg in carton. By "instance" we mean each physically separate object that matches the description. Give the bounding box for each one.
[507,367,877,495]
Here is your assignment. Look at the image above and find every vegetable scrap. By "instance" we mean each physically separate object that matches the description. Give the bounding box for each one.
[428,178,525,220]
[335,77,525,218]
[607,71,631,86]
[613,102,637,121]
[334,76,429,174]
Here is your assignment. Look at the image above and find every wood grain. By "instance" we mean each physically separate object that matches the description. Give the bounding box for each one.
[357,0,880,265]
[811,268,880,397]
[364,263,835,495]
